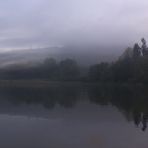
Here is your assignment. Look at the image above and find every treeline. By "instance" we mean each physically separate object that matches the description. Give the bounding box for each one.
[1,38,148,83]
[0,58,80,81]
[89,38,148,83]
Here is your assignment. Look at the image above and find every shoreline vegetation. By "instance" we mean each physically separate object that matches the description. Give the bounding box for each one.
[0,38,148,84]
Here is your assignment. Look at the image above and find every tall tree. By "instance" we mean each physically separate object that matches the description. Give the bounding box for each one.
[141,38,148,56]
[133,43,141,58]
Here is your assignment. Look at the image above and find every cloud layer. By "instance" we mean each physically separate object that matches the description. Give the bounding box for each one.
[0,0,148,50]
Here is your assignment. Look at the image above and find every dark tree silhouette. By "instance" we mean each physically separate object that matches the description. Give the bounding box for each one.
[59,59,80,81]
[133,43,141,58]
[141,38,148,56]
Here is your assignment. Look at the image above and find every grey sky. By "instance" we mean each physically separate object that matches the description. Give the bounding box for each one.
[0,0,148,50]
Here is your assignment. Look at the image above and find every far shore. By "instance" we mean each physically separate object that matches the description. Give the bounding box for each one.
[0,79,146,88]
[0,80,85,88]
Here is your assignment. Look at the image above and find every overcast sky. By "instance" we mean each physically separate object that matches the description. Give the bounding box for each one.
[0,0,148,51]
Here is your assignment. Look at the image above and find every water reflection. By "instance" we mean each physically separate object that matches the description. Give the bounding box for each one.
[88,84,148,131]
[133,112,148,131]
[0,84,148,131]
[0,85,82,109]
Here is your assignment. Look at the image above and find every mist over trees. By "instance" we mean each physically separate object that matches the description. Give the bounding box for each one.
[0,38,148,83]
[0,58,81,81]
[88,38,148,83]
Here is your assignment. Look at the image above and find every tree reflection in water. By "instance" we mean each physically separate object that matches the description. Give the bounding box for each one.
[0,83,148,131]
[87,84,148,132]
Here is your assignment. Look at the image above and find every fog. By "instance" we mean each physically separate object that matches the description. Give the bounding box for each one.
[0,0,147,51]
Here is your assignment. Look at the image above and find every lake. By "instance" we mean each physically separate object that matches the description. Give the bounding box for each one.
[0,83,147,148]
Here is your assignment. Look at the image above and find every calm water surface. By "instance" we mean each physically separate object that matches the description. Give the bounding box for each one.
[0,84,147,148]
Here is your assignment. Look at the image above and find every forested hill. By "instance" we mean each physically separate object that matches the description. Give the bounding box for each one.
[0,38,147,83]
[0,45,119,68]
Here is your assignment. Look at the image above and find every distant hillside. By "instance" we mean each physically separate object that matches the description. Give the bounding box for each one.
[0,45,120,68]
[0,47,60,67]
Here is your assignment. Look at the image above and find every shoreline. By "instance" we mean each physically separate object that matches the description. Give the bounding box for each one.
[0,79,146,88]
